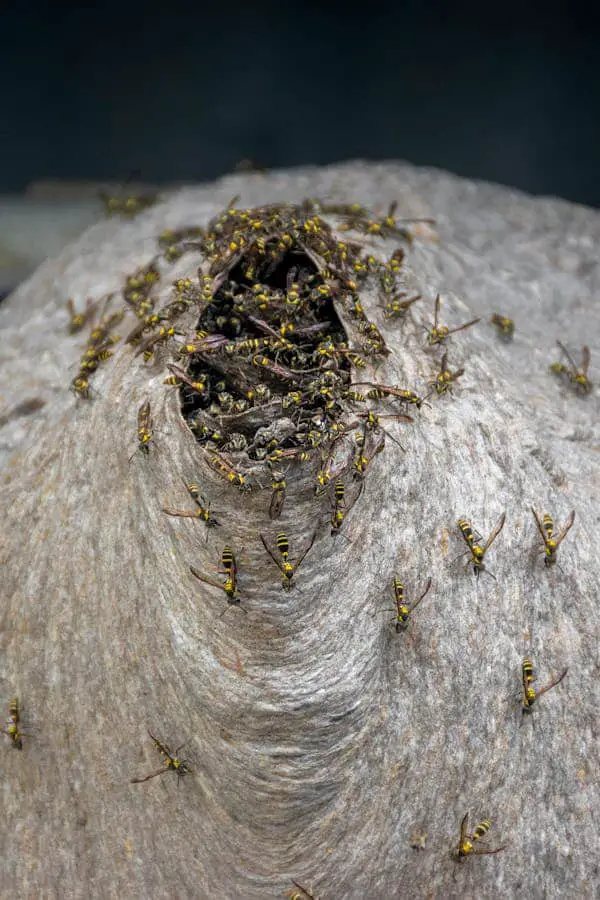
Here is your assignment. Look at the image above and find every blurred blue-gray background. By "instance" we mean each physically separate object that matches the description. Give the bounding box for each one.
[1,2,598,206]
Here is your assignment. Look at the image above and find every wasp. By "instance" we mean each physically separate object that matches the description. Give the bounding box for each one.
[453,812,505,860]
[131,730,191,784]
[190,546,242,607]
[357,409,413,452]
[3,697,28,749]
[426,294,480,346]
[251,355,300,384]
[135,325,180,361]
[456,513,506,579]
[550,341,592,394]
[129,400,153,462]
[66,297,100,334]
[268,468,288,520]
[78,342,115,372]
[176,333,229,356]
[337,201,435,240]
[314,446,337,496]
[521,657,568,716]
[99,182,157,219]
[383,292,422,320]
[163,480,220,529]
[124,313,164,345]
[351,382,426,410]
[87,303,123,346]
[386,577,432,633]
[282,390,304,410]
[490,313,515,339]
[530,507,575,568]
[428,351,465,396]
[352,430,385,480]
[164,363,209,397]
[329,478,348,535]
[204,450,250,491]
[70,373,91,399]
[260,531,317,591]
[289,880,317,900]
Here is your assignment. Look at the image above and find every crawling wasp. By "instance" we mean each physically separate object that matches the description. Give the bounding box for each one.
[453,812,505,860]
[135,325,180,362]
[3,697,27,749]
[204,449,250,491]
[330,478,347,535]
[530,507,575,568]
[163,479,220,529]
[352,430,385,480]
[490,313,515,339]
[289,880,317,900]
[66,297,99,334]
[176,332,229,356]
[351,382,426,409]
[383,291,422,320]
[550,341,592,394]
[336,200,435,241]
[357,409,413,452]
[386,577,432,633]
[426,294,480,346]
[131,730,191,784]
[71,373,91,399]
[428,351,465,396]
[260,531,317,591]
[125,313,164,345]
[164,363,209,397]
[87,302,123,346]
[129,400,153,462]
[521,657,568,717]
[99,183,157,219]
[190,546,243,609]
[269,467,288,520]
[456,513,506,579]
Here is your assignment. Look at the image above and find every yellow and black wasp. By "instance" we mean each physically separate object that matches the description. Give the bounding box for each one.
[352,429,385,481]
[3,698,28,750]
[330,478,347,536]
[453,812,505,861]
[550,341,592,394]
[124,312,164,345]
[386,577,433,634]
[521,657,568,718]
[204,449,250,491]
[530,507,575,568]
[490,313,515,339]
[99,179,157,219]
[260,531,317,591]
[269,467,288,520]
[428,351,465,396]
[351,381,427,410]
[357,409,413,453]
[383,291,422,320]
[289,880,317,900]
[129,400,153,462]
[426,294,480,346]
[131,730,191,784]
[70,373,91,399]
[456,513,506,580]
[163,363,209,398]
[163,479,220,531]
[66,296,100,334]
[190,546,243,610]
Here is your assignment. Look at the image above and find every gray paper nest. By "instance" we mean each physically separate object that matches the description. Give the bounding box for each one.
[1,160,599,900]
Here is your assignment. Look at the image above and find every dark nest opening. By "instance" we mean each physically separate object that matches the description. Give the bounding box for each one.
[171,201,383,468]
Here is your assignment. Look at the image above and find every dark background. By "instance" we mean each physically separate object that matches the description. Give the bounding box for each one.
[1,3,599,207]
